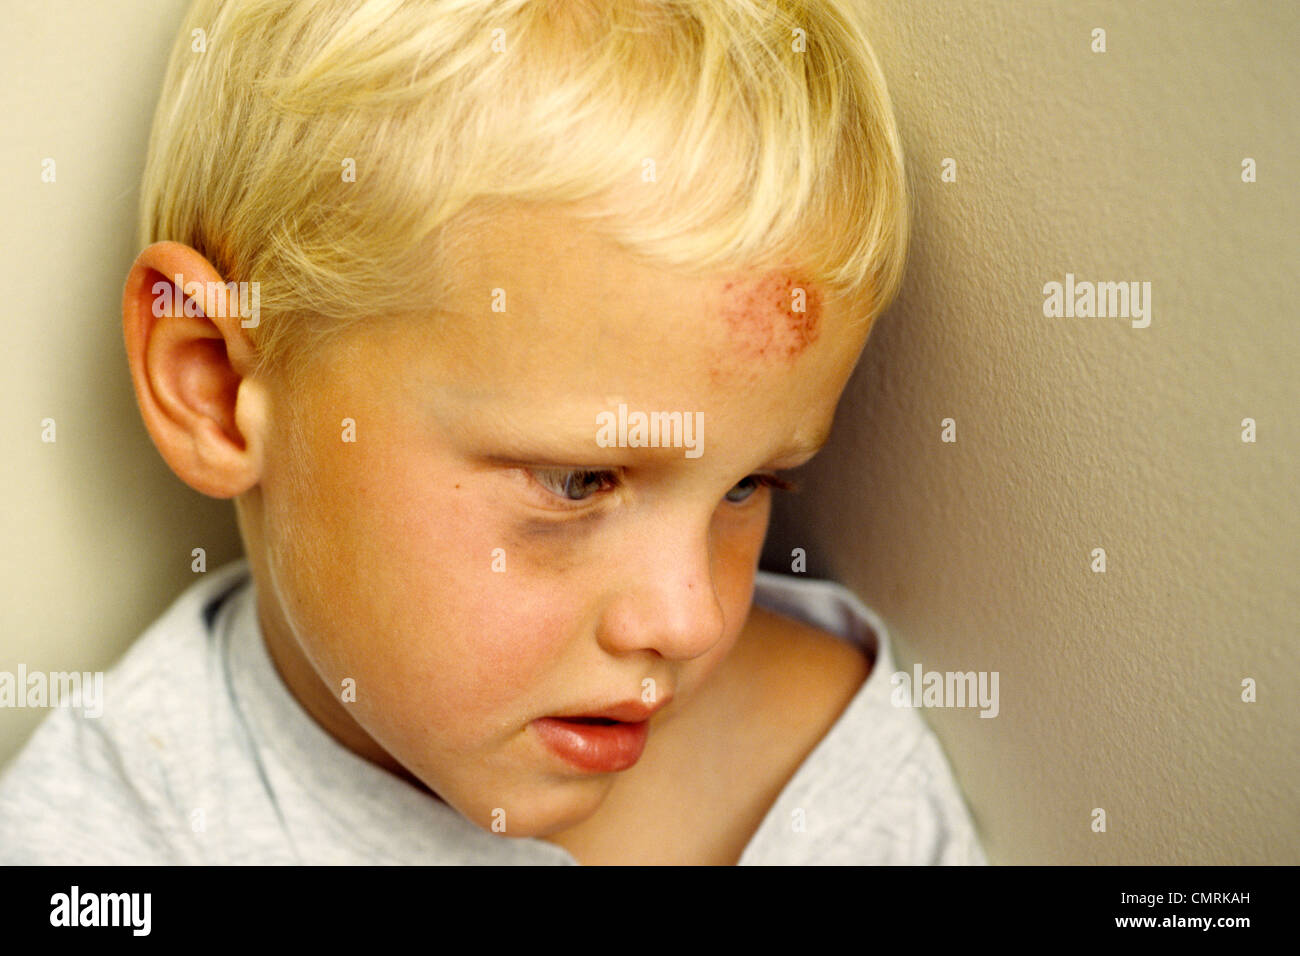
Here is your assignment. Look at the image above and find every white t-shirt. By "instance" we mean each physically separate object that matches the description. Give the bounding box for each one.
[0,559,987,864]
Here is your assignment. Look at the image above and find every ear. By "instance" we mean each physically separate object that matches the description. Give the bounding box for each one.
[122,241,270,499]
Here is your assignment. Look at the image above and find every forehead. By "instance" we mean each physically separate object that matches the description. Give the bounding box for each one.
[302,205,869,461]
[709,273,823,369]
[425,204,847,383]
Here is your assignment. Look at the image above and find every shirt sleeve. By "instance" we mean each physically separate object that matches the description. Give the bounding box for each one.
[0,707,193,865]
[895,734,989,865]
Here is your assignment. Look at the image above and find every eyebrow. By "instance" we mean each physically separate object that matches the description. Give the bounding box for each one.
[478,431,830,469]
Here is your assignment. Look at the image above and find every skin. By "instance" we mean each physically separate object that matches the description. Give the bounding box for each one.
[121,203,873,859]
[716,273,823,366]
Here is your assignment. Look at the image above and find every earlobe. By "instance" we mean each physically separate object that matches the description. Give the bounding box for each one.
[122,242,264,499]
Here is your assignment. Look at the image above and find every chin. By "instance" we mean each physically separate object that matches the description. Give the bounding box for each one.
[467,779,611,840]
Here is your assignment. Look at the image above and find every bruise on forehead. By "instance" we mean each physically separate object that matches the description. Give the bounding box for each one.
[713,272,823,369]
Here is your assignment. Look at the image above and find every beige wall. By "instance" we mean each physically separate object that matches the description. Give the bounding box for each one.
[2,1,1295,864]
[763,0,1298,863]
[0,0,243,762]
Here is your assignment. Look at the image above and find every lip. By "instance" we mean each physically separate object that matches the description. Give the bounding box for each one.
[531,695,673,773]
[532,717,651,772]
[563,697,672,723]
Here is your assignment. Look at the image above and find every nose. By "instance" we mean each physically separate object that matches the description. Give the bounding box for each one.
[595,513,728,662]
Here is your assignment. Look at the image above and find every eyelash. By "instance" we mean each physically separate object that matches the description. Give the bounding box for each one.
[526,468,799,508]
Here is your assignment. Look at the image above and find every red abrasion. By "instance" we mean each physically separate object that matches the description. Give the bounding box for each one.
[718,273,822,363]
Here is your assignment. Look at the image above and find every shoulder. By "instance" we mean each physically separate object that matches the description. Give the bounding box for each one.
[0,569,250,864]
[0,707,185,863]
[728,610,989,865]
[695,603,873,796]
[737,603,873,721]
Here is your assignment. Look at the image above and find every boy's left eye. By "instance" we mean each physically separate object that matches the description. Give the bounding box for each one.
[530,468,617,502]
[526,468,796,505]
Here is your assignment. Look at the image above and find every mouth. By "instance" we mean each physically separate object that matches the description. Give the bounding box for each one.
[530,692,673,773]
[532,715,652,773]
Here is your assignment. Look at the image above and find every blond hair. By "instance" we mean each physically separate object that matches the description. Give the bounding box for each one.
[139,0,910,384]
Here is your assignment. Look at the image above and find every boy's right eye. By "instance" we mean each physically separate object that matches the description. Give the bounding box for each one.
[529,467,620,502]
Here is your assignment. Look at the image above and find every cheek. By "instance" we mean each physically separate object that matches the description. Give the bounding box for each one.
[712,500,771,620]
[347,478,584,726]
[713,493,772,562]
[265,434,579,738]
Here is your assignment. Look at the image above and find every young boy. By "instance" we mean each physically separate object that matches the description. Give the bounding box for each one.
[0,0,985,864]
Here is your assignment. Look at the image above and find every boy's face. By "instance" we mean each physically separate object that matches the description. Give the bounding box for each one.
[238,204,872,837]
